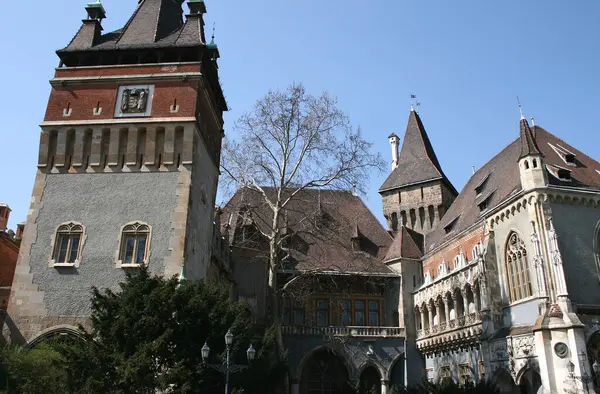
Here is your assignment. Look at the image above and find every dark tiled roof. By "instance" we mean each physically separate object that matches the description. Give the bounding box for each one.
[380,111,456,193]
[424,123,600,254]
[59,0,206,53]
[519,118,543,159]
[221,188,395,275]
[384,226,424,262]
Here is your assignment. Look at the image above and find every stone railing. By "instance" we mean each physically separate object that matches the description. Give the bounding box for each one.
[414,260,484,307]
[417,312,483,340]
[282,326,405,338]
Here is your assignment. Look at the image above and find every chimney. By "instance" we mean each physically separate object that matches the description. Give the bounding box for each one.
[388,133,400,170]
[63,1,106,52]
[0,204,10,232]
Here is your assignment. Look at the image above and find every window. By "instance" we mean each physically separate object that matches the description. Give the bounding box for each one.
[118,222,151,267]
[341,301,352,326]
[444,216,459,235]
[474,175,489,197]
[472,242,484,260]
[316,299,329,327]
[505,232,532,302]
[283,299,305,326]
[549,143,578,166]
[557,168,572,181]
[368,301,380,326]
[51,222,84,267]
[440,366,452,384]
[459,364,472,386]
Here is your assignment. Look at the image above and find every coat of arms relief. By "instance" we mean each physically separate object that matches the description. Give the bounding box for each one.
[121,88,149,113]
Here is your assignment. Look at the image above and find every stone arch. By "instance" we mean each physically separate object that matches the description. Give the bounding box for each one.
[592,219,600,281]
[26,325,83,349]
[386,353,405,384]
[358,363,383,394]
[491,367,519,393]
[515,366,542,394]
[299,346,353,394]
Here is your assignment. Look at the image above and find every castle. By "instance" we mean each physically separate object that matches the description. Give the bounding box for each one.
[7,1,600,394]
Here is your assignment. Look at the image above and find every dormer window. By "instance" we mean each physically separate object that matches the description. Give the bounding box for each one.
[557,168,571,181]
[477,191,495,213]
[549,143,577,167]
[474,175,489,197]
[444,216,459,235]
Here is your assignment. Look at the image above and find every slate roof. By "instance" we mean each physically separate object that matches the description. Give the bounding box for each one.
[380,110,456,193]
[59,0,206,54]
[221,188,395,275]
[424,122,600,254]
[384,225,424,262]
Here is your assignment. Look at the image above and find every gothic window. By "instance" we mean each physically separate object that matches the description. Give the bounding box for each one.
[118,222,151,267]
[459,364,472,386]
[51,222,85,267]
[505,232,532,302]
[440,366,453,385]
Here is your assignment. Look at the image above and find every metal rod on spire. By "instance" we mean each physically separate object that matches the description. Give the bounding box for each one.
[410,94,416,112]
[517,96,525,120]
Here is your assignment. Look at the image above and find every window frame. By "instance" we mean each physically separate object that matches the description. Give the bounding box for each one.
[116,221,152,268]
[504,232,532,303]
[283,299,305,326]
[340,298,382,327]
[315,299,330,327]
[49,222,86,268]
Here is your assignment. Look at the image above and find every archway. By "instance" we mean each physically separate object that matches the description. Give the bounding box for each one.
[300,349,352,394]
[388,354,405,388]
[358,366,381,394]
[518,369,542,394]
[492,368,519,394]
[26,325,83,349]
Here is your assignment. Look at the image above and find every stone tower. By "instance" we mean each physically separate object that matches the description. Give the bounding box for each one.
[379,109,457,234]
[518,116,547,191]
[7,0,227,344]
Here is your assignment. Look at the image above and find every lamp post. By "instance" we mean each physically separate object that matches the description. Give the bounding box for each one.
[201,329,256,394]
[567,352,594,393]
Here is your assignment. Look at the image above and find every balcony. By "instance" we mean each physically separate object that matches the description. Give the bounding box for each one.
[282,325,405,338]
[417,312,482,340]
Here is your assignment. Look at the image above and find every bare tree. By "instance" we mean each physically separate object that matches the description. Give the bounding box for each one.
[220,83,386,359]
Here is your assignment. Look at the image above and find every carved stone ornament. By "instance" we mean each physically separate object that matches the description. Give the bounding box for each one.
[121,88,149,113]
[115,85,154,117]
[548,304,563,318]
[513,336,536,358]
[554,342,569,359]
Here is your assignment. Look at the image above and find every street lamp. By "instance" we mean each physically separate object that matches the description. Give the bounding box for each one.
[202,329,255,394]
[567,352,594,392]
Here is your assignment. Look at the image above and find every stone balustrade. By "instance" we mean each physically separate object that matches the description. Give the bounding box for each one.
[282,325,405,338]
[417,311,483,340]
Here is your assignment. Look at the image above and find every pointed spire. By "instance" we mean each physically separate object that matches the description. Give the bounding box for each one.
[379,110,456,194]
[384,225,424,262]
[207,23,218,49]
[519,117,543,159]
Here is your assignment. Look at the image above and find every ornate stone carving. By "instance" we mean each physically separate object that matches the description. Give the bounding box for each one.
[548,304,563,318]
[121,88,149,113]
[554,342,569,359]
[513,335,536,358]
[490,340,508,362]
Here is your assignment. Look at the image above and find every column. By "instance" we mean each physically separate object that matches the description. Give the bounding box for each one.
[479,279,489,311]
[427,305,433,329]
[444,298,450,324]
[290,380,299,394]
[452,295,459,325]
[381,380,389,394]
[420,309,426,330]
[461,289,469,316]
[474,285,481,312]
[435,300,442,325]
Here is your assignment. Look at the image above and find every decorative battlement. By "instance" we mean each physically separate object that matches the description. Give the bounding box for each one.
[38,123,195,173]
[282,325,405,338]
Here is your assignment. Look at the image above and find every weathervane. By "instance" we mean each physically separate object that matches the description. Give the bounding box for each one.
[410,94,417,112]
[517,96,525,120]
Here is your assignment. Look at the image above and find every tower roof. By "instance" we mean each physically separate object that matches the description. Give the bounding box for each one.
[59,0,210,56]
[519,118,543,159]
[384,225,424,262]
[379,110,456,193]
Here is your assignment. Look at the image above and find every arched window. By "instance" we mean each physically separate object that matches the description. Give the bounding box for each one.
[51,222,85,267]
[118,222,151,267]
[505,232,532,302]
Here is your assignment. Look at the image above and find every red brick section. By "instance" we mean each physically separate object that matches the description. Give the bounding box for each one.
[45,63,203,122]
[422,226,484,279]
[0,234,18,310]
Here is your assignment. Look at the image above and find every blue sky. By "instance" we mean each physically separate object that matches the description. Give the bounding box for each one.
[2,0,600,229]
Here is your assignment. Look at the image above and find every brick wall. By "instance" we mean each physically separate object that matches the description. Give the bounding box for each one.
[0,233,18,309]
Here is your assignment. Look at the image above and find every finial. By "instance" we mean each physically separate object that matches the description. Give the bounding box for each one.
[211,23,216,42]
[472,165,476,175]
[530,117,535,126]
[410,94,416,112]
[517,96,525,120]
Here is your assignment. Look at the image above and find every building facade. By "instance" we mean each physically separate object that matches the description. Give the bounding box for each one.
[5,0,228,345]
[0,204,20,312]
